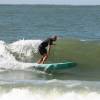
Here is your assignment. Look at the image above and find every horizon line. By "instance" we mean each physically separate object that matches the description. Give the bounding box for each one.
[0,3,99,6]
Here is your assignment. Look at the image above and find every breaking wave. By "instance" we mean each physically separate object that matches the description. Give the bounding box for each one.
[0,39,42,70]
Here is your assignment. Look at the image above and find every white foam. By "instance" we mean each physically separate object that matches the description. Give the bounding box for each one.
[0,39,42,70]
[9,39,42,54]
[0,88,100,100]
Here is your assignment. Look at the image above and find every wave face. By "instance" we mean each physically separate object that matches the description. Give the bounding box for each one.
[0,39,100,79]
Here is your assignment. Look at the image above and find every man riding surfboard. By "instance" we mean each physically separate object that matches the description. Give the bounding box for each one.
[37,35,57,64]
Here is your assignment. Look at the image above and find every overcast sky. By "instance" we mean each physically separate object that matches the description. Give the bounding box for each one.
[0,0,100,5]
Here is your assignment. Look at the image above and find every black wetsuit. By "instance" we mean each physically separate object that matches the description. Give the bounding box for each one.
[38,38,53,55]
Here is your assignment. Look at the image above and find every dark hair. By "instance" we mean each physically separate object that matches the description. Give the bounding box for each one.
[52,35,57,41]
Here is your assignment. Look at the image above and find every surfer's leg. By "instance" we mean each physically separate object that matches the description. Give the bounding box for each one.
[37,56,44,64]
[37,46,47,64]
[41,54,48,64]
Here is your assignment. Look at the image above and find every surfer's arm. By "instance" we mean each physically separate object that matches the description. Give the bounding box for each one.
[47,45,51,55]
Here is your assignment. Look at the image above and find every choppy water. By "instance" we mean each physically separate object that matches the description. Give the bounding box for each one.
[0,5,100,100]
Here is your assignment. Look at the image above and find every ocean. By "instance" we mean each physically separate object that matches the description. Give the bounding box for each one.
[0,5,100,100]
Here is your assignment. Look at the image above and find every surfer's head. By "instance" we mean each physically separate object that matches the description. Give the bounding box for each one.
[51,35,57,41]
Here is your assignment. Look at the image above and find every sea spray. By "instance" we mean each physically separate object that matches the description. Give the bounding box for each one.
[9,39,42,61]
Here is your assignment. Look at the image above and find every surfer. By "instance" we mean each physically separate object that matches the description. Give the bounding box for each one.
[37,35,57,64]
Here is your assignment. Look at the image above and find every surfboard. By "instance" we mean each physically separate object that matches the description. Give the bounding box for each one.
[33,62,77,73]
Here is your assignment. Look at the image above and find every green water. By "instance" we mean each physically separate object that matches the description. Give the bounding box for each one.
[44,39,100,78]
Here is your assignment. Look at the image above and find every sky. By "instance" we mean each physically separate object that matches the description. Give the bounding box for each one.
[0,0,100,5]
